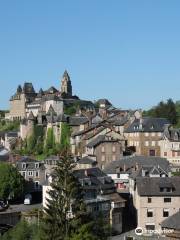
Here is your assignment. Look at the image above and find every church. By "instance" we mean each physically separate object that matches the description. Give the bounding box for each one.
[7,70,93,121]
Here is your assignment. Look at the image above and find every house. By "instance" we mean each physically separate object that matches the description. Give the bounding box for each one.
[16,156,46,192]
[43,167,126,234]
[86,135,124,170]
[75,156,97,170]
[160,126,180,172]
[129,170,180,234]
[125,117,170,157]
[104,155,170,191]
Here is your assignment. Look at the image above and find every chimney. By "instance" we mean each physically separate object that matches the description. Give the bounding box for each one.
[123,164,126,172]
[135,162,138,171]
[139,118,143,130]
[84,169,88,177]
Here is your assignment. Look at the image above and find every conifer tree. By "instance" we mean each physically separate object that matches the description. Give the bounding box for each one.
[42,149,86,240]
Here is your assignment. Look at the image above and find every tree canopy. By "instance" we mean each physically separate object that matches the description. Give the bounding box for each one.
[0,163,24,200]
[143,98,178,125]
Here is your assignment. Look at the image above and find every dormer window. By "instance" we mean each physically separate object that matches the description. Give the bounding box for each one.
[151,125,154,130]
[22,163,26,169]
[35,163,39,169]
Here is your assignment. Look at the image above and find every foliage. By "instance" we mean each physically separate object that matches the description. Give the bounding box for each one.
[59,123,71,152]
[0,163,24,200]
[68,222,98,240]
[44,127,56,155]
[42,150,92,240]
[64,101,85,116]
[0,220,41,240]
[143,98,178,125]
[0,120,20,131]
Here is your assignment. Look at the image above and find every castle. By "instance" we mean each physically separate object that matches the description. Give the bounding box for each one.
[7,70,76,121]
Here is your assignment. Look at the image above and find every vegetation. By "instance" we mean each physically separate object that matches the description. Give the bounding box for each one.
[15,123,71,160]
[41,149,110,240]
[0,163,24,200]
[0,110,8,118]
[0,220,41,240]
[0,120,20,131]
[143,98,178,125]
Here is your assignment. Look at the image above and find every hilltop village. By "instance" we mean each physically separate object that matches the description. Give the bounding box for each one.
[0,71,180,239]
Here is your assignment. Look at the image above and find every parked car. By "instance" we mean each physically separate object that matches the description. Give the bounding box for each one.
[24,194,32,205]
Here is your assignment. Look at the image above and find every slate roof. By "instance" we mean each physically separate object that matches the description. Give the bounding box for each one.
[46,86,59,94]
[69,116,89,126]
[78,156,97,165]
[96,99,112,107]
[73,167,115,192]
[86,135,118,148]
[104,156,170,174]
[161,211,180,230]
[16,156,45,170]
[23,82,35,94]
[125,117,170,133]
[164,128,180,142]
[136,177,180,196]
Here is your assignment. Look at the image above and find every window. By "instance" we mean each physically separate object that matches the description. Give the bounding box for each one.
[163,209,169,217]
[151,132,155,137]
[145,133,149,137]
[149,149,155,156]
[172,152,176,157]
[28,171,33,176]
[112,155,116,161]
[145,141,149,147]
[158,133,162,137]
[101,155,105,162]
[22,163,26,169]
[34,181,39,189]
[164,198,171,203]
[148,197,152,203]
[112,146,116,152]
[151,141,156,146]
[164,152,167,157]
[147,209,153,217]
[35,171,39,177]
[101,146,105,153]
[35,163,39,168]
[146,224,155,231]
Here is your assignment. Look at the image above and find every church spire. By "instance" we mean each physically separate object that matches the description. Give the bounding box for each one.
[60,70,72,97]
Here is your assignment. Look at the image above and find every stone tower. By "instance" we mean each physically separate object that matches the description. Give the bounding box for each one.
[60,70,72,97]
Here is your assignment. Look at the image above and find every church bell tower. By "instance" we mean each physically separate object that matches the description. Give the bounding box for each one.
[60,70,72,97]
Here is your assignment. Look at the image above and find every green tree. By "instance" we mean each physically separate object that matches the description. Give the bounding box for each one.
[143,98,178,125]
[0,163,24,200]
[44,127,56,155]
[42,151,88,240]
[59,123,71,152]
[0,220,40,240]
[69,223,98,240]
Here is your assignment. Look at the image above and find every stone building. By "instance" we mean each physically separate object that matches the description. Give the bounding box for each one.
[160,126,180,171]
[129,171,180,233]
[16,156,46,192]
[60,70,72,97]
[8,83,36,120]
[125,117,170,157]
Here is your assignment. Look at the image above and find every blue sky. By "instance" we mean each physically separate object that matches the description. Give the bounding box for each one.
[0,0,180,110]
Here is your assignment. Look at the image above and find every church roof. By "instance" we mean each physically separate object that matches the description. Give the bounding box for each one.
[23,82,35,94]
[46,86,58,94]
[63,70,70,79]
